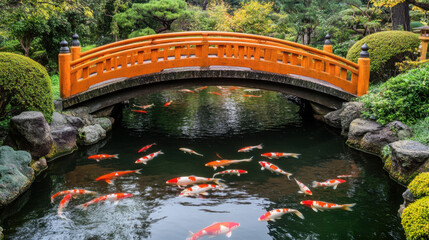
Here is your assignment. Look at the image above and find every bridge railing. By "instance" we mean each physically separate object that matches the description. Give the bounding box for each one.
[59,32,370,98]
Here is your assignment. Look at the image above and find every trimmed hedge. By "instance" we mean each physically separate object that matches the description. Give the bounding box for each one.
[0,52,54,122]
[409,172,429,199]
[346,31,420,82]
[401,196,429,240]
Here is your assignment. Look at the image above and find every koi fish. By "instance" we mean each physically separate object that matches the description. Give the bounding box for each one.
[96,169,142,184]
[208,92,221,96]
[312,179,346,190]
[216,86,224,90]
[195,86,207,92]
[138,143,156,153]
[133,103,154,109]
[179,148,203,157]
[166,176,223,187]
[187,222,240,240]
[229,86,240,90]
[88,154,119,162]
[135,150,164,164]
[258,208,304,221]
[243,88,260,92]
[238,144,263,152]
[58,194,72,219]
[179,184,223,197]
[164,100,173,107]
[258,161,293,180]
[242,95,262,98]
[131,110,147,113]
[261,152,300,159]
[213,169,248,178]
[337,174,353,178]
[51,189,97,203]
[294,178,312,195]
[300,200,356,212]
[76,193,133,210]
[205,157,253,170]
[179,89,194,93]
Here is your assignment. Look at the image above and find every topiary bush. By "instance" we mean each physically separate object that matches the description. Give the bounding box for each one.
[0,52,54,122]
[358,63,429,125]
[346,31,420,82]
[401,196,429,240]
[409,172,429,199]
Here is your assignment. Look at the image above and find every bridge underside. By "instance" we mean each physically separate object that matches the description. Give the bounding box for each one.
[60,67,356,113]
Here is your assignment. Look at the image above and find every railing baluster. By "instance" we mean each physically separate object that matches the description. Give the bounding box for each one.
[151,49,158,63]
[218,45,225,58]
[175,46,181,60]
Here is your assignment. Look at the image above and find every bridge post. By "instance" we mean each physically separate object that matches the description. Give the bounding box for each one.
[357,44,370,96]
[59,40,71,98]
[323,34,333,53]
[71,33,81,61]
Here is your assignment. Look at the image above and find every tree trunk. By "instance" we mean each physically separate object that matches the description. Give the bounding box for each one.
[392,1,410,31]
[303,27,312,45]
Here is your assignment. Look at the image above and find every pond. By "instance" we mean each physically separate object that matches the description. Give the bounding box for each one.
[2,86,405,240]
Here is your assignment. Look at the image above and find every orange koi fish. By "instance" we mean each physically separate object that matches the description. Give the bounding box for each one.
[300,200,356,212]
[166,176,223,187]
[135,150,164,164]
[261,152,300,159]
[212,169,247,178]
[258,161,292,179]
[88,154,119,162]
[238,144,263,152]
[188,222,240,240]
[258,208,304,221]
[179,148,203,157]
[133,103,154,109]
[195,86,207,92]
[178,89,194,93]
[229,86,240,90]
[131,110,147,113]
[76,193,133,210]
[96,169,142,184]
[312,179,346,190]
[58,194,72,219]
[164,100,173,107]
[208,92,221,96]
[337,174,353,178]
[242,94,262,97]
[294,178,312,195]
[205,157,253,170]
[179,184,223,197]
[51,189,97,203]
[138,143,156,153]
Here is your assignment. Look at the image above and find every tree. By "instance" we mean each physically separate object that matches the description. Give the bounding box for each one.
[231,0,274,35]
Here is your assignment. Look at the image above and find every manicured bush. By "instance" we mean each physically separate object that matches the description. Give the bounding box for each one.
[0,52,54,122]
[128,27,156,38]
[401,196,429,240]
[409,172,429,199]
[346,31,420,82]
[359,63,429,125]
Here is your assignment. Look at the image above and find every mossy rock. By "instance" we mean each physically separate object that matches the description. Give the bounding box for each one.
[346,31,420,82]
[383,157,419,185]
[409,172,429,199]
[0,52,54,122]
[401,196,429,240]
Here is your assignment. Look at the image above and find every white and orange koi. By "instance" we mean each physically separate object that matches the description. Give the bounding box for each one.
[258,208,304,221]
[51,189,97,203]
[164,100,173,107]
[166,176,223,187]
[133,103,154,109]
[179,148,203,157]
[261,152,300,159]
[238,144,263,152]
[337,174,353,178]
[213,169,248,178]
[178,89,194,93]
[312,179,346,190]
[179,184,223,197]
[76,193,133,210]
[205,157,253,170]
[300,200,356,212]
[58,194,72,219]
[195,86,207,92]
[294,178,312,195]
[258,161,292,180]
[138,143,156,153]
[135,150,164,164]
[187,222,240,240]
[96,169,142,184]
[88,154,119,162]
[243,88,260,92]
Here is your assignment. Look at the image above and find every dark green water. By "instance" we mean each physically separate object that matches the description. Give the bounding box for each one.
[2,86,405,240]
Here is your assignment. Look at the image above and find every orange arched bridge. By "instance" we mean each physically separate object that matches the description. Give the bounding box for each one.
[59,31,370,108]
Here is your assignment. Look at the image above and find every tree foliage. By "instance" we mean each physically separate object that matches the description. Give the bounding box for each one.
[231,1,274,35]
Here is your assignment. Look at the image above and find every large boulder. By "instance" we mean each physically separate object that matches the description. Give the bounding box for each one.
[78,124,106,145]
[324,102,363,136]
[346,118,382,152]
[93,117,113,131]
[46,112,78,161]
[0,146,35,207]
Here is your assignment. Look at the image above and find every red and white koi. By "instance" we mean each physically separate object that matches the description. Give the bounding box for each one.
[208,92,221,96]
[133,103,154,109]
[58,194,72,219]
[242,94,262,98]
[96,169,142,184]
[258,208,304,221]
[179,184,223,197]
[261,152,301,159]
[138,142,156,153]
[164,100,173,107]
[187,222,240,240]
[135,150,164,164]
[294,178,312,195]
[312,179,346,190]
[258,161,293,180]
[131,110,147,113]
[51,189,97,203]
[179,148,203,157]
[213,169,248,178]
[337,174,353,178]
[76,193,133,210]
[195,86,207,92]
[300,200,356,212]
[229,86,240,90]
[205,157,253,170]
[238,144,263,152]
[88,154,119,162]
[178,89,194,93]
[166,176,223,187]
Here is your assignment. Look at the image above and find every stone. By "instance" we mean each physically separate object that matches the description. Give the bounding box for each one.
[53,100,63,112]
[398,189,417,217]
[7,111,53,159]
[64,107,94,125]
[0,146,35,207]
[324,107,342,128]
[339,102,363,136]
[65,115,85,130]
[50,112,68,128]
[47,126,78,161]
[78,124,106,145]
[93,117,113,131]
[389,140,429,175]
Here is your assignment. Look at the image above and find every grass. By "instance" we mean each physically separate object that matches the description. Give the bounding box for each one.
[81,44,96,52]
[51,74,60,100]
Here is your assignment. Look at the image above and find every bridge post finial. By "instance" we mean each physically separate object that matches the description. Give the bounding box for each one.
[357,43,370,96]
[71,33,81,61]
[323,34,333,53]
[59,40,72,98]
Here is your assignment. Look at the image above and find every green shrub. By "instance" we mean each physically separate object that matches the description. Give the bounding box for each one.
[409,172,429,199]
[346,31,420,82]
[0,52,54,122]
[410,117,429,145]
[128,27,156,39]
[401,196,429,240]
[359,64,429,125]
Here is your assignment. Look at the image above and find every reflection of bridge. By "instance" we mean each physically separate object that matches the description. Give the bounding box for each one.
[58,32,370,109]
